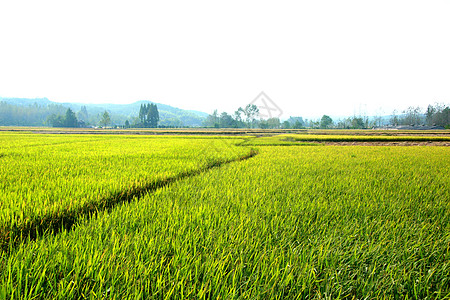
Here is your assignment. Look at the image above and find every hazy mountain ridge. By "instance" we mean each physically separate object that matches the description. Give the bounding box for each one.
[0,97,208,127]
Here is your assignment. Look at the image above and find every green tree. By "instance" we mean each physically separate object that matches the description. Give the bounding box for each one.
[139,104,147,125]
[137,103,159,127]
[77,106,89,123]
[425,103,450,127]
[243,104,259,128]
[401,106,423,125]
[100,111,111,128]
[293,120,304,129]
[204,109,220,128]
[281,120,291,129]
[64,108,78,127]
[219,112,235,128]
[350,117,365,129]
[234,108,244,122]
[47,114,65,127]
[320,115,333,129]
[259,120,269,129]
[287,117,304,128]
[390,110,399,126]
[267,118,280,129]
[148,104,159,128]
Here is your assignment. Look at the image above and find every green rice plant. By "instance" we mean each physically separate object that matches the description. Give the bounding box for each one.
[0,133,252,249]
[1,144,448,298]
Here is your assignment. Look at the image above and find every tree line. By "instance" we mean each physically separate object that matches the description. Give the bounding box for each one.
[46,108,113,128]
[204,102,449,129]
[1,100,448,129]
[45,104,161,128]
[0,101,170,128]
[0,101,67,126]
[202,104,337,129]
[136,103,159,128]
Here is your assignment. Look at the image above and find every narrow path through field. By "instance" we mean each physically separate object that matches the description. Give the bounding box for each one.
[1,149,258,252]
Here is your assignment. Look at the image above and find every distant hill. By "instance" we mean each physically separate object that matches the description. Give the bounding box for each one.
[0,97,208,127]
[0,97,53,106]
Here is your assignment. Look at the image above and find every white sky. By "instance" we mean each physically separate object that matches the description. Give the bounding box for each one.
[1,0,449,119]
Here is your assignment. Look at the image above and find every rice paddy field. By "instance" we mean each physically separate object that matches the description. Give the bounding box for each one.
[0,130,449,299]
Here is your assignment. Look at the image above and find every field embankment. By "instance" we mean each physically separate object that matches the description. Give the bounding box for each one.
[1,126,449,136]
[241,134,450,146]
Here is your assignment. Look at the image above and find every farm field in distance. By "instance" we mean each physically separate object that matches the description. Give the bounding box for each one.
[0,129,449,299]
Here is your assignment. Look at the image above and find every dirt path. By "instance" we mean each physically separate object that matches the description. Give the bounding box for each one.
[322,141,450,146]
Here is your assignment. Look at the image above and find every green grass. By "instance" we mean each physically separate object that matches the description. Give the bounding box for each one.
[1,136,449,298]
